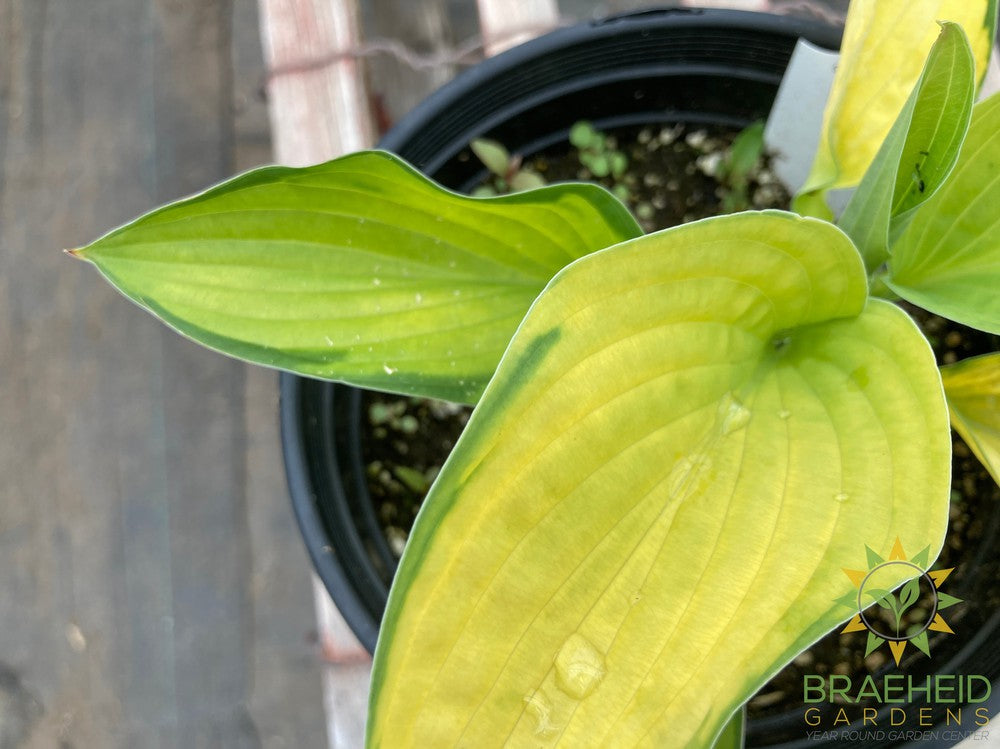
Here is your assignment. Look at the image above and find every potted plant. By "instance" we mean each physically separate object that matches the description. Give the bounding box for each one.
[280,6,842,659]
[70,1,1000,746]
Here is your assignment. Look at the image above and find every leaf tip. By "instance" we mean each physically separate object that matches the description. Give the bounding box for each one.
[64,246,86,260]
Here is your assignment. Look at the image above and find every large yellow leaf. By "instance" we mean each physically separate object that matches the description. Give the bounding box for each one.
[941,353,1000,488]
[797,0,997,214]
[368,212,951,747]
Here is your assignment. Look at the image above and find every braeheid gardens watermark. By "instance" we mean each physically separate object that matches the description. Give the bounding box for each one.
[802,674,991,740]
[800,539,992,740]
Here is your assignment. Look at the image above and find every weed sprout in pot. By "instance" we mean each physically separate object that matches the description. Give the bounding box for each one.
[72,2,1000,747]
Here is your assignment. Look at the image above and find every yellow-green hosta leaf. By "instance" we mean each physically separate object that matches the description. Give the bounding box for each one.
[796,0,997,214]
[838,22,975,273]
[886,93,1000,333]
[74,150,640,404]
[713,709,744,749]
[368,212,950,748]
[941,353,1000,488]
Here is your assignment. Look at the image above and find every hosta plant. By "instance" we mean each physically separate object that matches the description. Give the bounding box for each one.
[71,1,1000,746]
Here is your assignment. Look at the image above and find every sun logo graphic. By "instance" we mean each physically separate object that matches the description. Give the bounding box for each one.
[836,538,962,666]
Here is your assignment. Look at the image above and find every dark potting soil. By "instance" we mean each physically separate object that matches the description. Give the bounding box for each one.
[506,123,790,232]
[357,123,1000,730]
[363,122,789,547]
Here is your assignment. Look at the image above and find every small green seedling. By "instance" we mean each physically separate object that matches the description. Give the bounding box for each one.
[391,465,432,494]
[70,1,1000,746]
[569,121,631,204]
[468,137,546,196]
[717,120,766,212]
[368,400,419,435]
[569,121,628,180]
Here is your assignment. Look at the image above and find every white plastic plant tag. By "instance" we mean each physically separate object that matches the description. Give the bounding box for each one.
[764,38,852,215]
[979,44,1000,99]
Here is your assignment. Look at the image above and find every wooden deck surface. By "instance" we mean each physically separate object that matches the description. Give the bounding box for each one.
[0,1,327,746]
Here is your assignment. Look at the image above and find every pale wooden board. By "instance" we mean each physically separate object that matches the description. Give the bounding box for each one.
[258,0,374,166]
[476,0,559,54]
[257,1,382,745]
[0,0,326,746]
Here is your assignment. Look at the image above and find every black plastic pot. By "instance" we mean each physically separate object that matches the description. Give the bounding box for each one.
[280,8,1000,747]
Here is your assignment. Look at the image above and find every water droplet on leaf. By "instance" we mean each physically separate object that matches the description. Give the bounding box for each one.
[666,453,712,497]
[554,634,606,700]
[719,394,751,434]
[523,689,558,737]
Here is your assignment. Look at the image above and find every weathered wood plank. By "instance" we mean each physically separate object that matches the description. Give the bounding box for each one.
[2,2,172,744]
[0,0,326,745]
[233,2,332,746]
[258,0,374,165]
[476,0,558,54]
[257,0,376,680]
[245,368,330,749]
[146,6,256,747]
[257,1,384,745]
